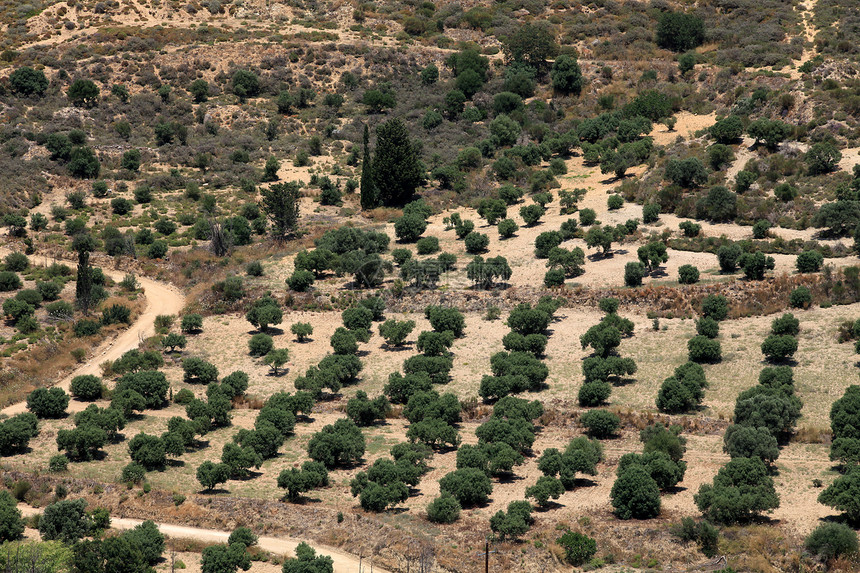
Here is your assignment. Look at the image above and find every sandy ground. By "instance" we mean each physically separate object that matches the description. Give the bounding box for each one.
[17,505,390,573]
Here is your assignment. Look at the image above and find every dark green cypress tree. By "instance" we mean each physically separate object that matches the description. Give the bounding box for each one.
[359,125,379,210]
[371,118,423,206]
[73,234,96,315]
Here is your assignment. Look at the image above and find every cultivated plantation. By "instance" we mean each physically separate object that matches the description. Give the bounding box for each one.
[1,0,860,571]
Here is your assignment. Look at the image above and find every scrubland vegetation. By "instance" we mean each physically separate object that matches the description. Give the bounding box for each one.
[2,0,860,571]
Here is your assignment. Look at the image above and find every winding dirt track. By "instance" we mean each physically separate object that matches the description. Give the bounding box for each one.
[1,244,389,571]
[0,246,186,416]
[18,506,390,573]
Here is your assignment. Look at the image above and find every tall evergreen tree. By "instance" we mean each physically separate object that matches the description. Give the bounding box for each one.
[360,124,379,210]
[260,182,300,240]
[372,118,424,206]
[73,234,96,315]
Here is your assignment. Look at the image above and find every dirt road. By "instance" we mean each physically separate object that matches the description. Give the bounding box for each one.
[0,245,186,416]
[18,506,390,573]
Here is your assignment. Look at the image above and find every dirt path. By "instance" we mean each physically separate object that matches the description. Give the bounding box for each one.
[17,506,390,573]
[787,0,819,79]
[0,244,186,416]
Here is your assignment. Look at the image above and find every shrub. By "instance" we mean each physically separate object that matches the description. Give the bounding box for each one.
[498,218,518,238]
[710,115,744,143]
[761,335,797,362]
[70,375,102,401]
[717,244,742,273]
[181,314,203,333]
[307,419,365,468]
[611,466,661,519]
[805,523,858,560]
[379,319,416,347]
[696,317,719,339]
[439,468,492,507]
[9,67,48,96]
[39,499,90,542]
[796,250,823,273]
[624,262,646,287]
[286,269,315,292]
[394,214,427,243]
[424,306,465,337]
[678,264,700,284]
[580,410,620,438]
[49,455,69,473]
[291,322,313,342]
[806,141,842,175]
[752,220,771,239]
[416,237,439,255]
[679,221,700,237]
[464,232,489,254]
[578,381,611,407]
[248,333,274,357]
[0,271,22,292]
[27,388,69,419]
[771,313,799,336]
[557,531,597,566]
[426,494,461,523]
[688,335,721,363]
[519,204,545,226]
[701,294,729,321]
[4,252,28,272]
[695,457,779,524]
[723,425,779,465]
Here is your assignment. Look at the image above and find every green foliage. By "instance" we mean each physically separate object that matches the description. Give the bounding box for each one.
[346,391,389,426]
[439,468,492,507]
[637,241,669,272]
[426,494,461,523]
[678,264,700,284]
[611,465,661,519]
[805,522,858,560]
[307,419,365,468]
[201,543,251,573]
[665,158,707,188]
[260,182,300,240]
[248,333,274,357]
[490,500,533,541]
[580,409,620,438]
[747,118,792,149]
[277,461,329,501]
[282,543,333,573]
[27,388,69,419]
[372,118,424,206]
[701,294,729,321]
[9,67,48,96]
[424,305,465,337]
[557,530,597,566]
[695,457,779,524]
[723,425,779,465]
[656,11,705,51]
[618,451,686,491]
[818,466,860,523]
[231,69,259,99]
[698,186,737,222]
[128,433,165,470]
[0,491,23,542]
[551,54,584,95]
[39,499,91,542]
[806,141,842,175]
[196,461,230,491]
[688,335,722,363]
[710,116,744,143]
[761,335,798,362]
[67,80,99,108]
[378,319,416,347]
